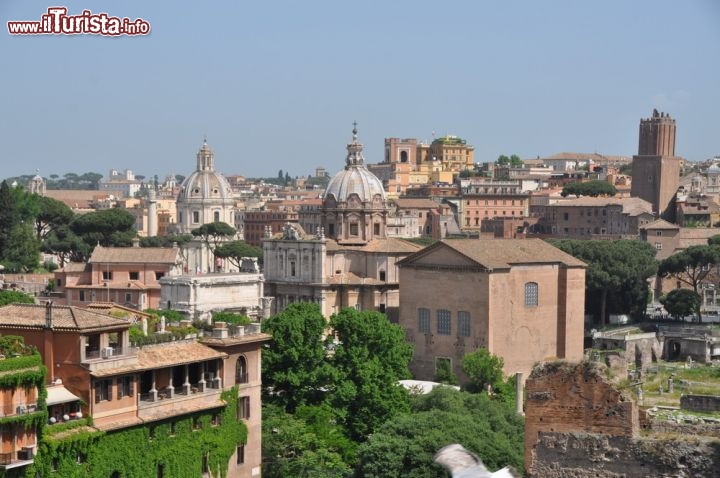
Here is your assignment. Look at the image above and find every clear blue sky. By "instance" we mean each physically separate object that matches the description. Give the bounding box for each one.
[1,1,718,181]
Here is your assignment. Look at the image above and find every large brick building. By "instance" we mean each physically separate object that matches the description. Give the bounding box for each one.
[630,109,682,221]
[398,239,586,383]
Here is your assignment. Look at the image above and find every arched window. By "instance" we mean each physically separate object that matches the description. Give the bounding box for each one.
[400,150,408,163]
[525,282,538,307]
[236,356,248,384]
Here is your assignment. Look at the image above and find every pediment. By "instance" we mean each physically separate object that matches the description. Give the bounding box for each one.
[401,243,485,269]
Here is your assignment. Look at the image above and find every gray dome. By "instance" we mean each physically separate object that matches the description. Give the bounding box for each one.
[324,125,386,204]
[178,140,234,203]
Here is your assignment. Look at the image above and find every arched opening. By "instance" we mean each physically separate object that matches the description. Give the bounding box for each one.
[668,341,681,360]
[236,356,248,384]
[400,150,408,163]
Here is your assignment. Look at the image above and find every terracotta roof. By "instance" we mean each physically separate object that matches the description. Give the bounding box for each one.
[59,263,91,273]
[44,190,113,209]
[90,341,227,377]
[89,246,180,264]
[555,197,653,216]
[326,238,423,254]
[400,238,586,270]
[541,152,632,163]
[640,219,679,231]
[0,303,130,332]
[392,198,441,209]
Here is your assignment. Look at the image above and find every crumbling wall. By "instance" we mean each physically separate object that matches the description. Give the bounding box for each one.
[525,360,720,477]
[531,432,720,478]
[524,361,638,473]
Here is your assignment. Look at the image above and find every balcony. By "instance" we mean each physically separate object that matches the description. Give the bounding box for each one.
[0,446,36,469]
[83,346,139,372]
[137,379,224,421]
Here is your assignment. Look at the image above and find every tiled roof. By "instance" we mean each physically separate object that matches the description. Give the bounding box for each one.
[392,198,440,209]
[641,219,679,231]
[44,190,112,209]
[0,303,130,332]
[326,238,423,254]
[541,152,632,162]
[90,341,227,377]
[401,238,586,270]
[555,197,653,216]
[89,246,180,264]
[59,263,91,273]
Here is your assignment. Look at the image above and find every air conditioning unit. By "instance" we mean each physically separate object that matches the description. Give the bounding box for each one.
[22,445,36,457]
[101,347,114,359]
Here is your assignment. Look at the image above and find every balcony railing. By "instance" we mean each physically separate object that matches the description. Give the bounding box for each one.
[138,378,222,405]
[85,346,138,361]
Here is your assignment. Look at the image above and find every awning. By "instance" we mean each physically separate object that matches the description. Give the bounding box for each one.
[46,386,81,406]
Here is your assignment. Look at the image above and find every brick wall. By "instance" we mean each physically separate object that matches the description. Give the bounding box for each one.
[524,361,638,473]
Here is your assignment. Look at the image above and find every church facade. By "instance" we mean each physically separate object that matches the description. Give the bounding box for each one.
[262,125,421,320]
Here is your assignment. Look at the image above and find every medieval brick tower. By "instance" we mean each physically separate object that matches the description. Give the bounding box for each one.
[630,109,681,222]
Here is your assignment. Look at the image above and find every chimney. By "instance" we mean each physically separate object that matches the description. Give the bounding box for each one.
[45,301,54,329]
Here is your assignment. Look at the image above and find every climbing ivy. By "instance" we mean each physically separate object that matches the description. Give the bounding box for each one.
[24,387,247,478]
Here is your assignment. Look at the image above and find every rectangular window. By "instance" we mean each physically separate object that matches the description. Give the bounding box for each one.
[236,445,245,465]
[525,282,539,307]
[437,309,451,335]
[238,396,250,420]
[94,379,112,403]
[192,211,200,223]
[79,290,85,302]
[129,271,139,281]
[458,311,471,337]
[117,375,134,399]
[155,272,165,280]
[563,213,569,221]
[418,308,430,333]
[374,223,380,235]
[102,271,113,280]
[290,261,296,277]
[125,292,132,303]
[655,242,662,250]
[656,230,662,237]
[350,223,359,235]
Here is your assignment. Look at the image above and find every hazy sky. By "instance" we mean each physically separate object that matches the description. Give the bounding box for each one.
[2,1,719,181]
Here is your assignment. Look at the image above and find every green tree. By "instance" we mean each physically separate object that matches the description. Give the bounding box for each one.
[42,225,89,266]
[70,208,138,258]
[328,308,413,440]
[462,348,505,394]
[434,357,458,385]
[561,180,617,197]
[139,233,193,248]
[355,386,524,477]
[213,240,263,269]
[34,195,74,240]
[191,222,236,251]
[262,404,352,478]
[549,239,658,325]
[660,289,701,320]
[2,222,40,272]
[0,290,35,306]
[262,303,333,413]
[658,245,720,321]
[495,154,523,168]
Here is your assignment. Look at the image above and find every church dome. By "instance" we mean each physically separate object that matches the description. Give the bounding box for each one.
[324,125,386,204]
[178,140,234,202]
